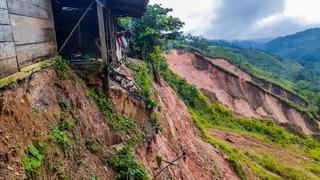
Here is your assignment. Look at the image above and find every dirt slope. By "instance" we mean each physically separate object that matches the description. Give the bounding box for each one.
[0,64,238,179]
[114,64,238,179]
[211,58,307,106]
[0,69,117,179]
[165,49,319,135]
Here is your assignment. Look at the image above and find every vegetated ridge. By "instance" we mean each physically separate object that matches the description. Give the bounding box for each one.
[264,28,320,63]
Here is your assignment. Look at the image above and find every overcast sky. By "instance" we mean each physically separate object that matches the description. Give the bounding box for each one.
[150,0,320,40]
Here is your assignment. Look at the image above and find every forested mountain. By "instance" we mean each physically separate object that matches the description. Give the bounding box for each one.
[263,28,320,63]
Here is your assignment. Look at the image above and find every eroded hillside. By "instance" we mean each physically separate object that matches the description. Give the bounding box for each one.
[211,58,307,106]
[0,60,238,179]
[165,49,320,135]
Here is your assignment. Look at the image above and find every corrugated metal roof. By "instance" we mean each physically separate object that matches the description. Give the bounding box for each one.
[55,0,149,17]
[107,0,149,17]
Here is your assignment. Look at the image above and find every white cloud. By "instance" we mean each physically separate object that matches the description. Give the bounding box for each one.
[149,0,216,35]
[284,0,320,24]
[149,0,320,39]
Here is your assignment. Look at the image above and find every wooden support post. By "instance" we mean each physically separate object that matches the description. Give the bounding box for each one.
[97,2,109,97]
[77,25,82,53]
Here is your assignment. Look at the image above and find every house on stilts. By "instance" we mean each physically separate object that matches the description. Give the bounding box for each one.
[0,0,148,85]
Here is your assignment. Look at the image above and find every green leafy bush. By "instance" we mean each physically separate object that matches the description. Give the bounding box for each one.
[23,145,44,178]
[106,146,148,180]
[49,126,70,148]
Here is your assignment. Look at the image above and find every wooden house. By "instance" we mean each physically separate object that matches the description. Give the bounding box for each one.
[0,0,148,79]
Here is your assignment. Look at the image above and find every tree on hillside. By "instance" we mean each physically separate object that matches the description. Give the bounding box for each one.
[119,4,184,83]
[122,4,184,60]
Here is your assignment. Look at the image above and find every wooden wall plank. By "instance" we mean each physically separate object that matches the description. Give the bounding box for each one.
[0,9,10,24]
[15,42,56,67]
[0,42,16,60]
[20,0,52,10]
[10,15,56,45]
[7,0,53,20]
[0,0,7,10]
[0,57,18,78]
[0,25,13,42]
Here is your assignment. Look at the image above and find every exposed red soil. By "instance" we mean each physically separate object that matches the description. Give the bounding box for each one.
[212,58,252,81]
[0,69,117,179]
[165,49,319,135]
[210,58,307,106]
[0,64,240,179]
[113,62,239,179]
[137,81,239,180]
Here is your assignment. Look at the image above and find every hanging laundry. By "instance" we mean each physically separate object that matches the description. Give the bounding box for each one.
[117,37,122,46]
[121,36,128,48]
[116,38,122,61]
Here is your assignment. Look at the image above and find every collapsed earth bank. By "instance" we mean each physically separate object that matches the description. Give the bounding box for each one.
[0,63,238,179]
[165,49,319,135]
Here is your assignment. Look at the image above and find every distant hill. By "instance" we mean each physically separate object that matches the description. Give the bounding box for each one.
[263,28,320,63]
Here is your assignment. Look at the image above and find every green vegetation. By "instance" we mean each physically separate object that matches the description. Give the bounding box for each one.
[161,64,320,179]
[134,64,153,98]
[53,59,70,80]
[23,145,45,178]
[106,146,148,180]
[31,108,43,117]
[85,138,102,154]
[250,154,308,179]
[122,3,320,179]
[122,4,184,59]
[121,4,183,86]
[58,99,71,108]
[88,90,149,179]
[23,110,76,178]
[133,63,158,110]
[264,28,320,64]
[49,126,70,148]
[88,89,143,145]
[150,111,162,133]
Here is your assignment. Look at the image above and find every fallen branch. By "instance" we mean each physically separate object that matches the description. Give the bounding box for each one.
[152,152,187,180]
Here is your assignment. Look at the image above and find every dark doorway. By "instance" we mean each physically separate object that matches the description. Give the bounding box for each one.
[51,0,101,60]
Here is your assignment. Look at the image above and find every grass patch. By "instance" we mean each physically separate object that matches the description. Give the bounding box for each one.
[134,64,153,98]
[134,64,158,110]
[125,60,159,110]
[250,154,313,180]
[88,89,144,145]
[307,163,320,176]
[53,59,70,80]
[106,146,148,180]
[151,111,162,133]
